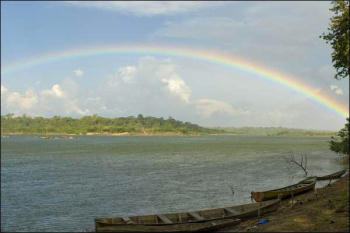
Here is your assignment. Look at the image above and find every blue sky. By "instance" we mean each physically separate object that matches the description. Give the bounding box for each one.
[1,1,349,130]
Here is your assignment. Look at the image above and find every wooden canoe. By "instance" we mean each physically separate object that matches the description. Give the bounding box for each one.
[95,199,280,232]
[251,177,317,202]
[316,169,347,180]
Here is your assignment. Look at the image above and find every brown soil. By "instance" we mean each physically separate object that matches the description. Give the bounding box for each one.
[217,174,349,232]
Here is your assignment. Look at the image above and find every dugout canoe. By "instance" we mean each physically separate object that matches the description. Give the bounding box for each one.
[95,199,280,232]
[251,177,317,202]
[316,169,347,181]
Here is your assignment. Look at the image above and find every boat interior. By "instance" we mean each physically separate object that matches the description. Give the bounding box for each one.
[264,178,316,192]
[96,200,277,226]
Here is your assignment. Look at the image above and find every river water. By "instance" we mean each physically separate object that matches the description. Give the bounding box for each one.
[1,135,344,231]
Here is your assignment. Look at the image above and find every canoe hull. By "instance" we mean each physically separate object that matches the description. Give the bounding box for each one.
[96,218,241,232]
[95,199,280,232]
[251,177,316,202]
[316,169,347,180]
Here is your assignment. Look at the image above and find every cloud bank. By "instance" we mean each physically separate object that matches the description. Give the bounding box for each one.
[1,82,88,117]
[1,58,245,123]
[65,1,225,16]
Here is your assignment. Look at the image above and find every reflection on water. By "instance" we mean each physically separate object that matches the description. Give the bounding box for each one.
[1,135,343,231]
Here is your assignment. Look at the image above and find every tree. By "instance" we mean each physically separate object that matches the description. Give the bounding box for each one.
[330,118,349,155]
[4,113,14,119]
[321,1,349,79]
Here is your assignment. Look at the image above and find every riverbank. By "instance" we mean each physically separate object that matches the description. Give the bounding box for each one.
[217,173,349,232]
[1,115,337,137]
[1,132,205,137]
[1,132,336,137]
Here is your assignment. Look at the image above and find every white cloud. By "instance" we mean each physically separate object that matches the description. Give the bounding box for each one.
[194,98,247,118]
[118,66,137,83]
[1,82,89,117]
[330,85,338,91]
[106,57,192,104]
[161,77,191,103]
[8,90,38,110]
[101,57,253,122]
[1,86,38,111]
[65,1,224,16]
[42,84,65,98]
[73,69,84,77]
[52,84,65,97]
[1,85,8,94]
[330,85,343,96]
[335,89,343,96]
[40,83,89,116]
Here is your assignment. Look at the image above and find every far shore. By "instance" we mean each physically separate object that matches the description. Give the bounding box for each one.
[1,132,335,137]
[1,132,205,137]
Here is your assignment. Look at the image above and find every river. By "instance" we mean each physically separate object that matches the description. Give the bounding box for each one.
[1,135,343,231]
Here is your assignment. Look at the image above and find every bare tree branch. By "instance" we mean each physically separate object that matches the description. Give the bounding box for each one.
[285,152,309,176]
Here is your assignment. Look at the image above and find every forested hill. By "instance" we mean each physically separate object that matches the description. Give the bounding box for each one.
[0,114,222,135]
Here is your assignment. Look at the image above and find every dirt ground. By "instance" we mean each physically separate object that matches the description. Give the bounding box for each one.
[216,173,349,232]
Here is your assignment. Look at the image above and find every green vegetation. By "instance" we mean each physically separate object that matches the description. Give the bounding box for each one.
[213,126,336,137]
[0,114,222,135]
[321,1,349,155]
[330,118,349,155]
[321,0,349,79]
[1,114,338,137]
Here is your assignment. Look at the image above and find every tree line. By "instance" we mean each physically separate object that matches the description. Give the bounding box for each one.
[0,114,222,135]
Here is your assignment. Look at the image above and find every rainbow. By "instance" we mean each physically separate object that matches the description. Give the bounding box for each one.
[1,44,348,118]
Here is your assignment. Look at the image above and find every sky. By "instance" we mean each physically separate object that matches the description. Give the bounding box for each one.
[1,1,349,130]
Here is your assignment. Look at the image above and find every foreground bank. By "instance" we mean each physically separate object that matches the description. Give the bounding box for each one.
[217,173,349,232]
